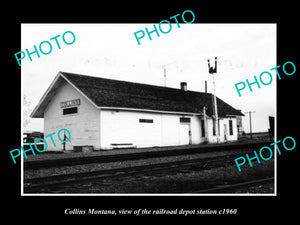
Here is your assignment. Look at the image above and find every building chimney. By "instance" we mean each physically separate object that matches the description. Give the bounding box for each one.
[180,82,187,91]
[205,80,207,93]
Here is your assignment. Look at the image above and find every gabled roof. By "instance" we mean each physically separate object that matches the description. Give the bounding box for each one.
[31,71,244,118]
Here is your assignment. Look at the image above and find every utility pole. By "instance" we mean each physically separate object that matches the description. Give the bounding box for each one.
[161,60,177,87]
[208,57,219,143]
[163,65,166,87]
[203,106,208,143]
[244,111,256,139]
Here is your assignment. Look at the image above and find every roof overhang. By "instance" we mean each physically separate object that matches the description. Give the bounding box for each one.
[99,106,203,116]
[226,113,245,117]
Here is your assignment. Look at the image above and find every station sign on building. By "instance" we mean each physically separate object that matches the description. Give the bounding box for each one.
[60,99,80,108]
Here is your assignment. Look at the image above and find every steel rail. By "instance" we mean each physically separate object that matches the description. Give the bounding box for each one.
[24,141,271,170]
[24,152,248,193]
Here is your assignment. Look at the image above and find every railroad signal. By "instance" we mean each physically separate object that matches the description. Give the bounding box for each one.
[208,57,220,143]
[208,57,217,74]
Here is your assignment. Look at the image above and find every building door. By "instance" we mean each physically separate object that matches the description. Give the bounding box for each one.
[179,117,191,145]
[179,124,190,145]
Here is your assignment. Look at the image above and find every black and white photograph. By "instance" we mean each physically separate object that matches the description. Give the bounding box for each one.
[21,23,276,195]
[4,3,298,221]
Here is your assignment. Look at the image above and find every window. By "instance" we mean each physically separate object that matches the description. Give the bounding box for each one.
[63,107,78,115]
[139,119,153,123]
[201,119,205,137]
[229,120,233,135]
[180,117,191,123]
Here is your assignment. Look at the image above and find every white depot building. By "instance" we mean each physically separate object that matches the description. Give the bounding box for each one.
[31,72,244,151]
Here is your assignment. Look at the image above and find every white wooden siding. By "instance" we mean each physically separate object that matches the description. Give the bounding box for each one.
[44,81,100,150]
[100,110,203,149]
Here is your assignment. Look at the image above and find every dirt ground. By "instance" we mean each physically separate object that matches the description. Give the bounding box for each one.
[49,158,274,194]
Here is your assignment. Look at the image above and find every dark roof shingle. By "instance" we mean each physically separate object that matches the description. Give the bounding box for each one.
[61,72,243,117]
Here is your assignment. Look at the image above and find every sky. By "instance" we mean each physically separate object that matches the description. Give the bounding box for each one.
[21,23,276,133]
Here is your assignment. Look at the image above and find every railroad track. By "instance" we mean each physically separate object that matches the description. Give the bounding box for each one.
[24,141,271,170]
[24,152,253,193]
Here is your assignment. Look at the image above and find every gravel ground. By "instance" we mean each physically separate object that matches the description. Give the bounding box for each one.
[23,139,268,162]
[24,149,254,179]
[232,182,274,194]
[23,138,274,194]
[45,159,274,194]
[24,144,204,161]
